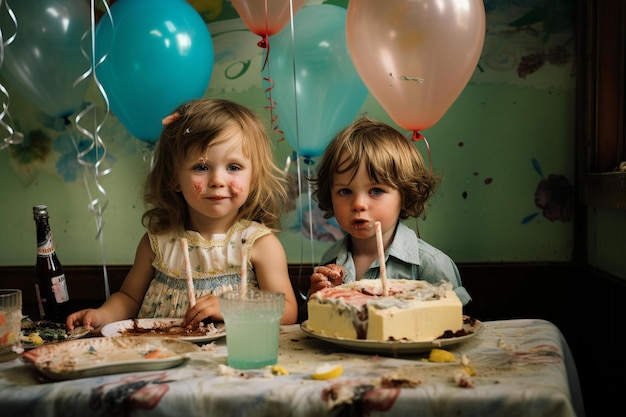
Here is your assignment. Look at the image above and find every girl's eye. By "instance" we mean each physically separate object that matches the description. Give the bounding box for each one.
[338,188,351,196]
[193,164,208,172]
[227,164,241,172]
[371,188,384,196]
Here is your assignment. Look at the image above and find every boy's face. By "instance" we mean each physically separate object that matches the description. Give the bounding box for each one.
[330,157,402,241]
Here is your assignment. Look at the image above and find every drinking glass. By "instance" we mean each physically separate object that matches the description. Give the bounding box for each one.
[0,289,22,362]
[219,289,284,369]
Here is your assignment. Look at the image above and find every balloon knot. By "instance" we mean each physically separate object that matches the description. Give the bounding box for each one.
[257,36,268,49]
[411,131,424,141]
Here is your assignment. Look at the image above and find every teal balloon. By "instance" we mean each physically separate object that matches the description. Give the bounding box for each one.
[263,5,368,158]
[0,0,90,118]
[95,0,214,143]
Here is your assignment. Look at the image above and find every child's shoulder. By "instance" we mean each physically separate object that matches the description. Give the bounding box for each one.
[232,219,273,241]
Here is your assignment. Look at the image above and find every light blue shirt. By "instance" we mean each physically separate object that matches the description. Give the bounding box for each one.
[320,222,472,305]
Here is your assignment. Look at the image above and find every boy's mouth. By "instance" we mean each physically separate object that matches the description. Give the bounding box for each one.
[351,218,369,227]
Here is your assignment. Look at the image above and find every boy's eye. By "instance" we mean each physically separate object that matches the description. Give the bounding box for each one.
[371,188,384,196]
[338,188,351,196]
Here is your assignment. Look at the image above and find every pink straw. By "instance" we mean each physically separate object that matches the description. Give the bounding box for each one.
[375,221,388,296]
[181,238,196,307]
[240,239,248,298]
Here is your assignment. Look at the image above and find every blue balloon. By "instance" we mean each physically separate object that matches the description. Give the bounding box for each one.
[263,5,368,158]
[0,0,90,118]
[95,0,214,143]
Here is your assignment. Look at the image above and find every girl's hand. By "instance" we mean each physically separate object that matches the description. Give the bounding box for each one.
[66,309,102,333]
[183,294,223,328]
[309,264,344,297]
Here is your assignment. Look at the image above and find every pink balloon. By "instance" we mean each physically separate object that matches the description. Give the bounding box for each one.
[346,0,485,132]
[230,0,307,37]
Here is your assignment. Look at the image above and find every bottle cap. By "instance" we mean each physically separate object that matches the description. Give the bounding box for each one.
[33,204,49,220]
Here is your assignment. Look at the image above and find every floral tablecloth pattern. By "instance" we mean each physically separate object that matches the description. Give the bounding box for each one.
[0,319,584,417]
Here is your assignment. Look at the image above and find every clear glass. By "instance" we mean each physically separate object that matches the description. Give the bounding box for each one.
[219,289,284,369]
[0,289,22,362]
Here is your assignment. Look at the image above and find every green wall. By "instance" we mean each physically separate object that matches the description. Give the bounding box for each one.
[1,1,585,269]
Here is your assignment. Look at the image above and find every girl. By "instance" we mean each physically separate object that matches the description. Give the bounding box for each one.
[68,99,298,332]
[308,117,471,305]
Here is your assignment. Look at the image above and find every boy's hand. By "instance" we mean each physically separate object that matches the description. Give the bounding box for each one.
[309,264,344,297]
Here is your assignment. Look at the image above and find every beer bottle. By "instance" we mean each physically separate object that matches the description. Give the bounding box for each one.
[33,205,70,323]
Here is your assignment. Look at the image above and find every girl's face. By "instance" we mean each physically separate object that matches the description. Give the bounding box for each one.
[177,128,252,232]
[330,156,402,241]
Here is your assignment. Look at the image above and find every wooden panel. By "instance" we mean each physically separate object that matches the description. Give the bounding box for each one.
[577,0,626,210]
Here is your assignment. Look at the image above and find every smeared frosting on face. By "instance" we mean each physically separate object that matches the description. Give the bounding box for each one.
[228,182,244,197]
[192,181,204,197]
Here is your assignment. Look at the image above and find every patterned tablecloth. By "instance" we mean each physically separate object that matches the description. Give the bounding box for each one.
[0,318,584,417]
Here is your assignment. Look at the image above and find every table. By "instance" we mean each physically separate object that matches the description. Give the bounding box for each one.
[0,319,584,417]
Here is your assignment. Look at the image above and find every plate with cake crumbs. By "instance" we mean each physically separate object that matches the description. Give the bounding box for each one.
[21,336,200,381]
[101,318,226,343]
[300,317,483,355]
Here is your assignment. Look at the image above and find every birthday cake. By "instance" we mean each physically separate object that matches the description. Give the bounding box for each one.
[307,278,463,341]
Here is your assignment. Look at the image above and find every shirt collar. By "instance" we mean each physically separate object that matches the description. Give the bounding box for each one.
[387,222,421,265]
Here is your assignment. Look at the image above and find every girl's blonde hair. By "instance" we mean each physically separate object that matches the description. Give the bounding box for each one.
[142,98,289,233]
[312,116,440,220]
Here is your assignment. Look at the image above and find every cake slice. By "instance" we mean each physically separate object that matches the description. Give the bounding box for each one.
[307,279,463,341]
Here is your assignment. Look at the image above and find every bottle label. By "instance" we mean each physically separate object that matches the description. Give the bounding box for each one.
[51,274,70,303]
[36,234,56,256]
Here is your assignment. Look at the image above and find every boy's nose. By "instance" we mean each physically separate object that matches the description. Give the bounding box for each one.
[351,195,367,212]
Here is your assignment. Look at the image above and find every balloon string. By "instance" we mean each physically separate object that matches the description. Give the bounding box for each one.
[412,130,433,173]
[0,0,23,150]
[72,0,114,299]
[305,161,316,262]
[411,130,430,239]
[293,154,317,301]
[286,154,306,301]
[285,0,314,288]
[287,0,300,155]
[257,0,270,69]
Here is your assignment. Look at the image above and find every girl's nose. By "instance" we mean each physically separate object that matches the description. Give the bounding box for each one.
[208,171,225,188]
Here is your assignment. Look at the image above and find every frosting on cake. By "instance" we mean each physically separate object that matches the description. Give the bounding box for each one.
[307,279,462,341]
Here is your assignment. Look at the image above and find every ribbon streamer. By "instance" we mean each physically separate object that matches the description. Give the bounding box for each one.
[72,0,114,299]
[0,0,23,150]
[260,0,284,141]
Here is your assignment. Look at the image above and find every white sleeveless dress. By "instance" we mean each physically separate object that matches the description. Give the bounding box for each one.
[138,220,271,318]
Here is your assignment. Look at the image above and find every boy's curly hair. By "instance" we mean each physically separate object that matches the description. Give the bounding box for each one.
[311,116,440,220]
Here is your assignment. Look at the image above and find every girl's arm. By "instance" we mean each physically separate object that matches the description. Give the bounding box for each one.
[66,233,156,332]
[252,233,299,325]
